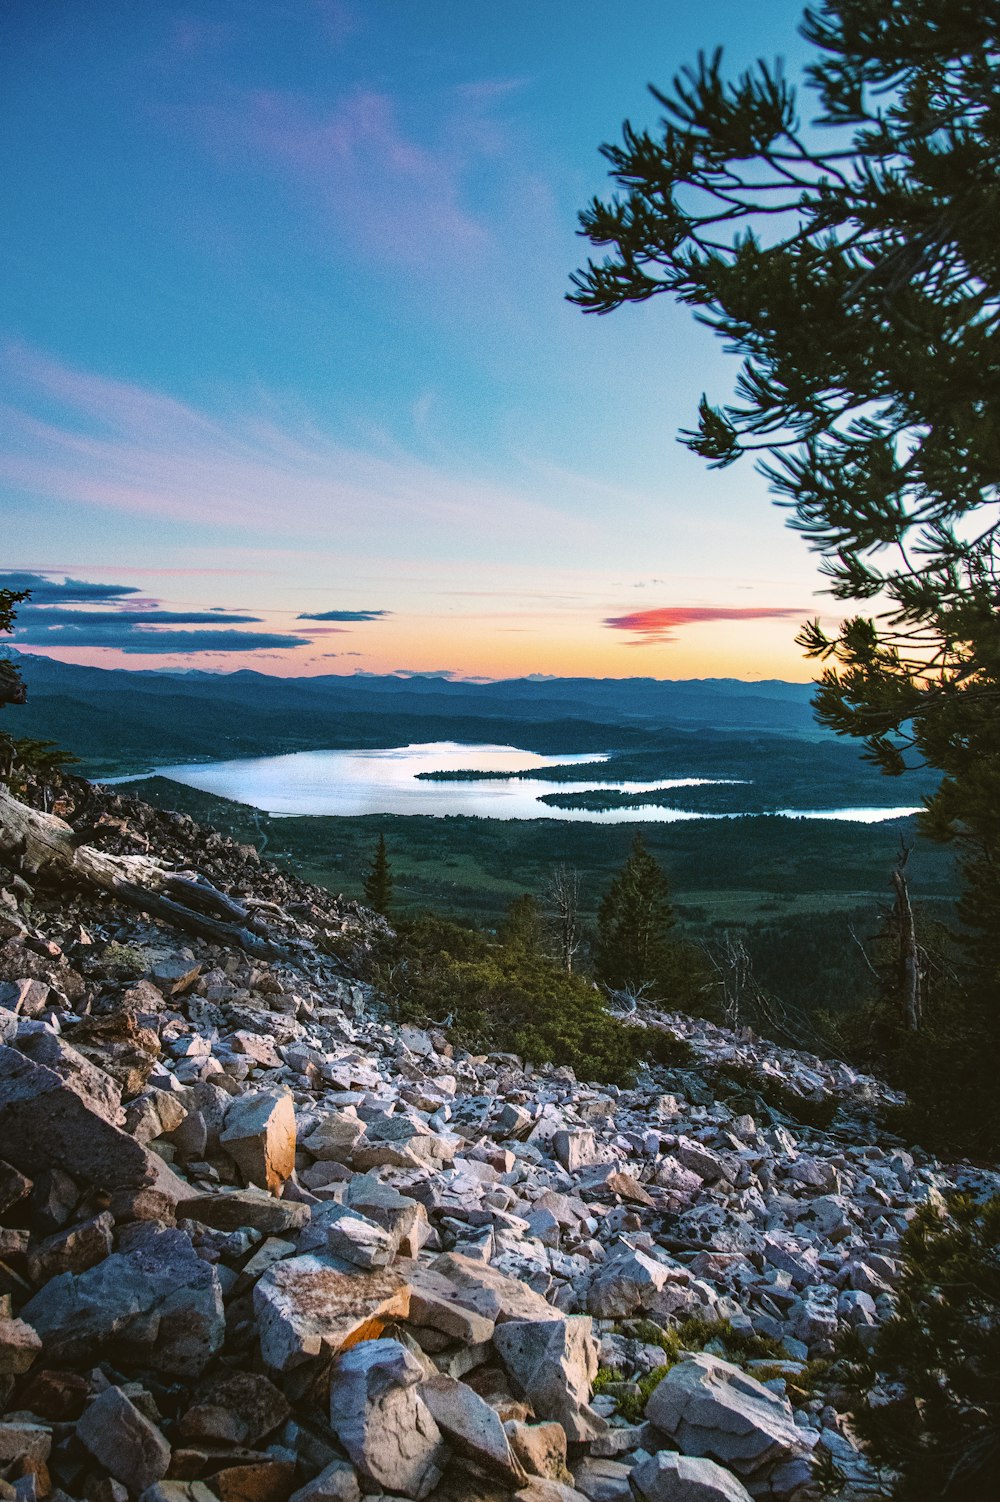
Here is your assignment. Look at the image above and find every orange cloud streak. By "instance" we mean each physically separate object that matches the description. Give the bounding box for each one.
[605,605,806,644]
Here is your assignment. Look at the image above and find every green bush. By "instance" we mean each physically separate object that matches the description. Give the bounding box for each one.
[372,914,689,1084]
[711,1060,838,1130]
[101,942,149,980]
[847,1196,1000,1501]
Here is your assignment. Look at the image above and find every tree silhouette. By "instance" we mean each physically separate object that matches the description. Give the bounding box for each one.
[500,892,545,956]
[363,833,393,915]
[570,0,1000,943]
[594,833,677,996]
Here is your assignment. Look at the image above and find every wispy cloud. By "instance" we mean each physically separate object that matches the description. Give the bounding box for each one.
[0,345,592,555]
[296,608,390,621]
[15,608,262,628]
[604,605,806,645]
[179,85,489,272]
[11,624,310,655]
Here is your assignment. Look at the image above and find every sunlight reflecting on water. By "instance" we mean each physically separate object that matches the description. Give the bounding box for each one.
[108,742,921,825]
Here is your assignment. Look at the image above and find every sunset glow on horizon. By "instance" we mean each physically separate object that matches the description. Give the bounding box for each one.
[2,0,829,684]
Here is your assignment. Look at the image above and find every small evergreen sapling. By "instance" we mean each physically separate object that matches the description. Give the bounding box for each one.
[594,832,677,998]
[363,832,393,915]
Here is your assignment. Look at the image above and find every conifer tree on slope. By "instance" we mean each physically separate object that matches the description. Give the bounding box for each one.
[0,586,28,774]
[571,0,1000,941]
[594,833,677,996]
[571,0,1000,1146]
[363,833,393,915]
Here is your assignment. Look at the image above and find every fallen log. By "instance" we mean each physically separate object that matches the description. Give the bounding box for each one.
[0,782,306,963]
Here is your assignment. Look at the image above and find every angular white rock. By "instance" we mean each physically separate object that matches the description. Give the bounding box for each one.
[328,1338,445,1498]
[492,1316,604,1443]
[632,1451,755,1502]
[220,1090,296,1194]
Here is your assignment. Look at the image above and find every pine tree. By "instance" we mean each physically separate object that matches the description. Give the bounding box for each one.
[0,586,29,779]
[500,893,545,955]
[570,0,1000,1146]
[848,1195,1000,1502]
[570,0,1000,911]
[363,833,393,915]
[594,833,677,996]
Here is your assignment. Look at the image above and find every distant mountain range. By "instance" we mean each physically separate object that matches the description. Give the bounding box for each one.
[3,651,827,777]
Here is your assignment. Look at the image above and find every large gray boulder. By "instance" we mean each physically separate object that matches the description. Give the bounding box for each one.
[324,1206,397,1269]
[328,1339,446,1497]
[420,1372,523,1480]
[0,1044,193,1210]
[645,1354,815,1499]
[76,1386,172,1494]
[21,1223,224,1377]
[587,1246,671,1319]
[346,1174,431,1258]
[220,1089,296,1193]
[493,1316,604,1443]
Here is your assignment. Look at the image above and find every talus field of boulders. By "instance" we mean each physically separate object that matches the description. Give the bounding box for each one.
[1,777,998,1502]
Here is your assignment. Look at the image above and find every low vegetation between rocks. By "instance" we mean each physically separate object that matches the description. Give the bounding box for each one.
[0,774,997,1502]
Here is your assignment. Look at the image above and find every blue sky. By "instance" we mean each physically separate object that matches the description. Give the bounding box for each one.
[1,0,834,679]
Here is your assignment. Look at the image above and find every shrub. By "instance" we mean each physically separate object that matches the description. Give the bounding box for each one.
[372,915,688,1084]
[847,1195,1000,1502]
[101,942,148,980]
[712,1060,838,1130]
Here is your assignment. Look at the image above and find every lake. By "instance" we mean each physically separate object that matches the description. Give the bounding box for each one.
[115,741,923,824]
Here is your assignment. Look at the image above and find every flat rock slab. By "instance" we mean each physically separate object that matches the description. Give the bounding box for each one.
[632,1451,755,1502]
[572,1457,633,1502]
[396,1259,496,1344]
[431,1252,555,1324]
[254,1256,411,1372]
[184,1189,310,1235]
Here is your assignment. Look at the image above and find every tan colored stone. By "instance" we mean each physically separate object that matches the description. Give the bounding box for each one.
[0,1317,42,1376]
[504,1421,572,1483]
[221,1091,296,1194]
[212,1461,297,1502]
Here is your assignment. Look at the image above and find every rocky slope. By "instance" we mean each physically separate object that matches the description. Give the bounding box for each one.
[0,778,997,1502]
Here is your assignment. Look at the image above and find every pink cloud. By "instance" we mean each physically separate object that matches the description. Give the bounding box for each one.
[605,605,805,645]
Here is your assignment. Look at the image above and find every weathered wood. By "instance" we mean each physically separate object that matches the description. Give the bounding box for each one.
[0,783,304,963]
[890,843,922,1032]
